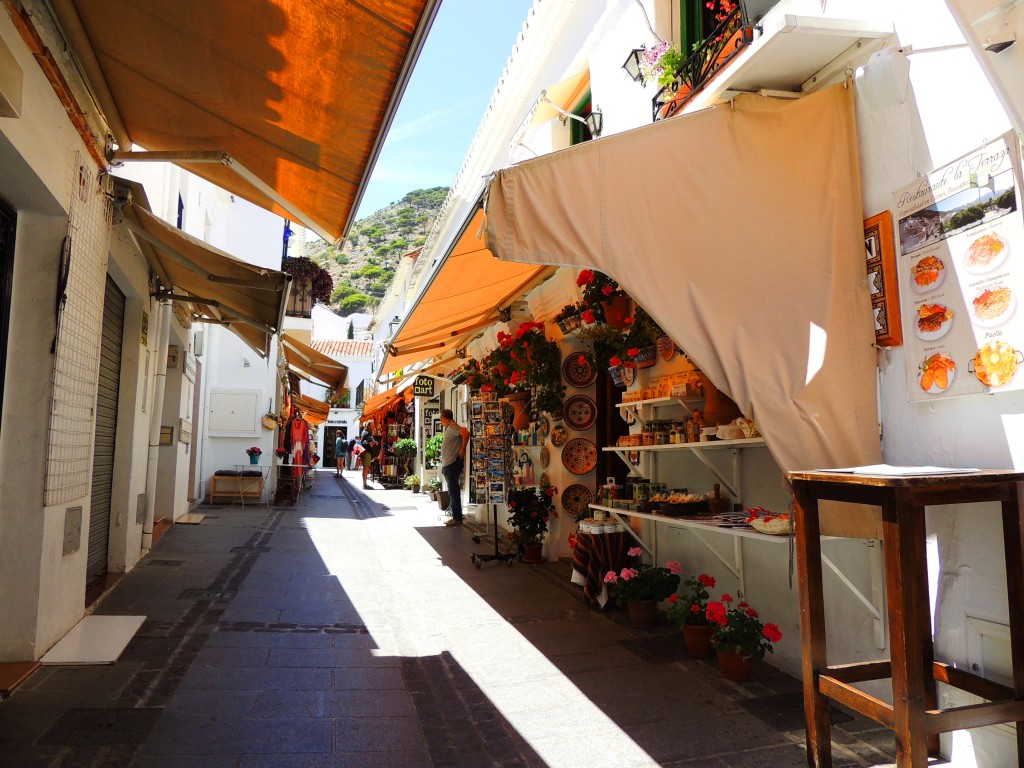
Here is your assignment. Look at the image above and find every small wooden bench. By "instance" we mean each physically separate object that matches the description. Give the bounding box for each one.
[207,472,265,505]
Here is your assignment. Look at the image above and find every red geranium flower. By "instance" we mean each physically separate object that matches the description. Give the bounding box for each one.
[581,309,595,324]
[762,623,783,643]
[624,316,635,325]
[609,356,623,367]
[601,285,614,296]
[706,601,728,626]
[577,269,595,286]
[746,608,758,618]
[668,594,679,604]
[722,593,734,603]
[627,348,639,358]
[698,574,716,588]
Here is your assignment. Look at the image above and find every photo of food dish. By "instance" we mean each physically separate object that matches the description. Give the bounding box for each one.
[964,232,1009,274]
[914,303,953,341]
[911,255,945,293]
[919,353,956,393]
[973,341,1019,388]
[971,286,1015,327]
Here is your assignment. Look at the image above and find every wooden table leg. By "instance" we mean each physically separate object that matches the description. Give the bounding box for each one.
[883,493,931,766]
[1000,489,1024,766]
[793,485,831,767]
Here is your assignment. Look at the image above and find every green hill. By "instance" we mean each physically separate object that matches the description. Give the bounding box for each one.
[304,187,448,314]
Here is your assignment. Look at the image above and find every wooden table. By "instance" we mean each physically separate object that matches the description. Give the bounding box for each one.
[788,469,1024,767]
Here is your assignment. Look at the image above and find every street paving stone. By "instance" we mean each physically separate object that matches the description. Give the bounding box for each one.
[0,469,900,767]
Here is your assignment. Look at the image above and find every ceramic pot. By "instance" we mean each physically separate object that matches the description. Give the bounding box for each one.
[602,295,631,328]
[249,454,259,465]
[521,542,544,564]
[411,485,420,493]
[627,599,658,629]
[608,366,626,388]
[634,346,657,369]
[437,490,450,510]
[693,371,743,427]
[506,391,532,430]
[717,650,755,681]
[683,624,715,658]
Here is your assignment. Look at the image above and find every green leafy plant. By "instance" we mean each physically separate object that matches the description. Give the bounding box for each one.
[603,548,681,605]
[667,573,716,627]
[506,486,558,545]
[404,474,421,489]
[576,269,623,324]
[705,594,783,660]
[394,438,418,458]
[424,434,443,468]
[553,302,582,323]
[425,477,442,493]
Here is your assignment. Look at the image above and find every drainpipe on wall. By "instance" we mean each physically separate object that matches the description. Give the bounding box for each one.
[142,298,173,549]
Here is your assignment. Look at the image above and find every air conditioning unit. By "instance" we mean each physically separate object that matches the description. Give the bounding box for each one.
[193,330,204,358]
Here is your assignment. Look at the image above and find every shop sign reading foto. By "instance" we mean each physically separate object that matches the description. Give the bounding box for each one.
[413,375,435,397]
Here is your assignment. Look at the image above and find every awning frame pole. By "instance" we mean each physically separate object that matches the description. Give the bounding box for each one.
[110,150,335,243]
[156,291,276,336]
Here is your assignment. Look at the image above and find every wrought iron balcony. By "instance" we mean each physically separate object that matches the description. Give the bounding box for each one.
[652,3,758,122]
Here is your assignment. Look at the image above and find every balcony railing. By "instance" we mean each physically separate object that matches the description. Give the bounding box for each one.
[652,3,757,122]
[285,278,313,318]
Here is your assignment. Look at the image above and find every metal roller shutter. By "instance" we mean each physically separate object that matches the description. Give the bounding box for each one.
[87,276,124,582]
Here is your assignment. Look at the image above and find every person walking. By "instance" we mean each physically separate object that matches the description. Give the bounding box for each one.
[439,408,469,526]
[357,435,374,489]
[348,437,359,470]
[335,433,347,476]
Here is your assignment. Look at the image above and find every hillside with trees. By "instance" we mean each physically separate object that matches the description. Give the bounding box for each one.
[303,187,448,314]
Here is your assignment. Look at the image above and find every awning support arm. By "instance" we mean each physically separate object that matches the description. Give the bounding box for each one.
[155,291,275,336]
[110,150,334,243]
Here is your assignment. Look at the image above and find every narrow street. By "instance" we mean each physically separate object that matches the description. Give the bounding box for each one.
[1,470,897,768]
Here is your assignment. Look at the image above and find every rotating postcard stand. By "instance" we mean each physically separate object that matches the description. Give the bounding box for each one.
[471,396,515,568]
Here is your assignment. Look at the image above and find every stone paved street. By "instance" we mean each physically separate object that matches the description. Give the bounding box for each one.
[0,470,899,767]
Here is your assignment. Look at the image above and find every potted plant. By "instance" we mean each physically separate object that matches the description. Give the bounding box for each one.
[603,548,682,628]
[425,477,442,501]
[639,40,688,89]
[622,306,664,369]
[705,593,783,680]
[394,438,417,476]
[506,486,557,563]
[577,269,629,327]
[667,572,717,657]
[576,323,631,386]
[274,448,287,464]
[424,434,443,469]
[553,302,583,334]
[245,446,263,464]
[404,473,421,493]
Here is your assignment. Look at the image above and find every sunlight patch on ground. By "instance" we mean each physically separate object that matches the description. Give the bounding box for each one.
[302,514,659,768]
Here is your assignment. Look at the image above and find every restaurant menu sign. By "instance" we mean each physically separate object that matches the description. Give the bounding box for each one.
[893,133,1024,401]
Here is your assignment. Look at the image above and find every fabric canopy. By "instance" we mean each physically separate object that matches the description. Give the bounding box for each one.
[281,333,347,392]
[531,70,590,127]
[360,386,403,421]
[57,0,440,242]
[117,181,289,358]
[292,392,329,425]
[486,84,881,497]
[381,208,552,374]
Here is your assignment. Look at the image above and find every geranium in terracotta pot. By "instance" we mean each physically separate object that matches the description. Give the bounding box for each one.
[705,594,782,680]
[667,572,717,658]
[604,547,682,628]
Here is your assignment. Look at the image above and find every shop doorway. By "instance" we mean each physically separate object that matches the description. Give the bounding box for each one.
[325,426,347,466]
[595,373,628,487]
[87,275,125,585]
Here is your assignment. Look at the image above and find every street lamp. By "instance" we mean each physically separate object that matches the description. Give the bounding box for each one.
[622,46,646,85]
[585,108,604,138]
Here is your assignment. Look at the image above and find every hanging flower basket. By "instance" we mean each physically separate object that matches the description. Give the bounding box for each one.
[633,346,657,369]
[608,366,627,388]
[557,314,582,334]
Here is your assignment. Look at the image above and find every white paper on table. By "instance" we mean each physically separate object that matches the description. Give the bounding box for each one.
[820,464,980,476]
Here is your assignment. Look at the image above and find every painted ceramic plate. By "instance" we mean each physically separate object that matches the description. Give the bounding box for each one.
[561,483,595,516]
[563,394,598,431]
[621,365,636,387]
[537,413,552,439]
[540,444,550,468]
[551,425,569,447]
[562,351,598,388]
[539,472,550,489]
[657,335,676,361]
[562,437,598,475]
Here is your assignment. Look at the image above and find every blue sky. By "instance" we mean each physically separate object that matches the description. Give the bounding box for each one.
[355,0,534,219]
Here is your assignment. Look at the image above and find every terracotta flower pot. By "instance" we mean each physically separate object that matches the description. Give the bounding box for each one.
[683,624,715,658]
[521,542,544,564]
[507,391,532,430]
[627,599,658,629]
[602,295,631,328]
[716,650,755,681]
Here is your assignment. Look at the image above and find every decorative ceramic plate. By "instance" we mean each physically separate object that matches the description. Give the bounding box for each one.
[621,365,636,387]
[562,437,598,475]
[540,444,550,468]
[657,335,676,361]
[537,413,552,439]
[550,425,569,447]
[561,483,595,516]
[562,351,598,388]
[563,394,598,431]
[539,472,550,489]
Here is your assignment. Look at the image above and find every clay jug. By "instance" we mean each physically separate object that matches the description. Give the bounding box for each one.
[693,371,742,427]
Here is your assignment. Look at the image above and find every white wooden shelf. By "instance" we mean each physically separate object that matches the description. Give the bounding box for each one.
[617,396,705,425]
[603,437,766,453]
[588,503,786,545]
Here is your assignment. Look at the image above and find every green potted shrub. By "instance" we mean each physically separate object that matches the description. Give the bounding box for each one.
[425,477,442,501]
[404,473,421,493]
[506,487,557,564]
[394,438,418,476]
[424,434,443,469]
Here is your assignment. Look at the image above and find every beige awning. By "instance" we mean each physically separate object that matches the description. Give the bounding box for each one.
[117,181,289,358]
[487,84,881,485]
[531,70,591,127]
[360,386,403,420]
[292,392,330,424]
[54,0,440,242]
[381,208,552,374]
[281,333,348,392]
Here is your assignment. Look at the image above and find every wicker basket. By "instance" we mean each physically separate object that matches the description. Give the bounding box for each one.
[750,517,792,535]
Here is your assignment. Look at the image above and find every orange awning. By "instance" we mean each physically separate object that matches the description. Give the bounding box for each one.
[381,208,551,374]
[55,0,440,242]
[360,386,403,420]
[530,70,590,127]
[116,180,289,358]
[281,333,348,392]
[292,392,329,425]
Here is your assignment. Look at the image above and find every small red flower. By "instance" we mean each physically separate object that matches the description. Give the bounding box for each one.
[609,356,623,367]
[581,309,595,324]
[762,623,783,643]
[601,285,614,296]
[746,608,758,618]
[668,594,679,603]
[690,604,700,612]
[627,348,639,358]
[722,593,734,603]
[698,574,716,588]
[737,600,749,608]
[577,269,595,286]
[624,316,635,324]
[706,601,728,626]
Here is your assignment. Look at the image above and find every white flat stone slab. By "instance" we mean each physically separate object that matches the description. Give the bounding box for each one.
[41,615,145,665]
[177,513,206,524]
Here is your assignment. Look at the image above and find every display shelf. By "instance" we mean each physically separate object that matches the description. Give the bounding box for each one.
[617,396,705,425]
[588,503,785,545]
[604,437,766,501]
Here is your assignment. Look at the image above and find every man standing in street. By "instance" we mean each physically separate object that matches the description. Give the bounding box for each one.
[439,408,469,527]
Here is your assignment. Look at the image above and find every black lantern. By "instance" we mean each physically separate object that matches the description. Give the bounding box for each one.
[388,315,401,336]
[622,46,646,85]
[585,108,603,138]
